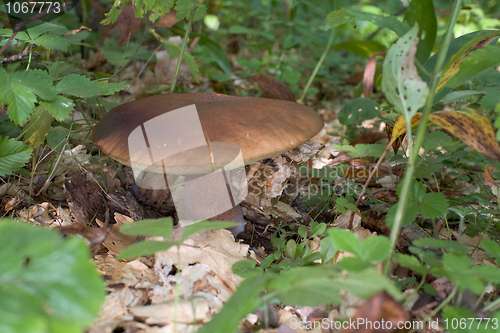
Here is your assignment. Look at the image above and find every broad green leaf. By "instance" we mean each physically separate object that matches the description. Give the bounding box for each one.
[442,253,484,294]
[40,95,74,120]
[420,192,448,219]
[328,228,362,257]
[332,40,386,58]
[442,306,499,333]
[149,0,175,22]
[0,68,37,125]
[0,219,105,333]
[403,0,437,63]
[325,8,352,29]
[382,24,429,117]
[183,51,200,82]
[320,237,337,264]
[472,265,500,284]
[232,260,262,278]
[21,106,53,147]
[335,196,357,214]
[119,217,173,237]
[386,200,418,228]
[345,8,409,37]
[117,240,177,260]
[55,74,103,98]
[0,118,20,138]
[196,35,232,76]
[340,257,373,272]
[26,22,68,38]
[0,136,32,176]
[481,239,500,262]
[423,30,500,103]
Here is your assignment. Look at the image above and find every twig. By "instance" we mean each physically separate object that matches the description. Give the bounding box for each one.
[1,47,39,64]
[0,2,73,58]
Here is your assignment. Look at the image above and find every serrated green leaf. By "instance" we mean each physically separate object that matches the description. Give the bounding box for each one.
[55,74,103,97]
[101,0,124,25]
[98,81,127,96]
[29,34,69,51]
[0,219,105,333]
[386,201,418,228]
[21,106,53,147]
[0,136,32,176]
[335,196,357,214]
[40,95,74,120]
[336,268,402,300]
[421,192,448,218]
[11,69,57,101]
[175,0,206,21]
[119,217,173,237]
[325,8,352,30]
[394,253,427,276]
[472,265,500,283]
[382,24,429,117]
[149,0,175,22]
[328,228,362,257]
[360,235,391,262]
[0,69,37,125]
[26,22,68,38]
[183,51,200,82]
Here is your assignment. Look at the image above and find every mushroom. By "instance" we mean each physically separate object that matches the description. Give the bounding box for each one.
[92,93,323,233]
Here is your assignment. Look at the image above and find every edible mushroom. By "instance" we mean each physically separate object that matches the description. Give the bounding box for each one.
[92,93,324,233]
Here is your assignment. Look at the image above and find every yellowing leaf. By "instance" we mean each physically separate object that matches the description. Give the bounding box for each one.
[429,109,500,160]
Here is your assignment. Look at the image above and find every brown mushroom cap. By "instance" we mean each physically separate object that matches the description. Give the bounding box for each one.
[92,93,323,174]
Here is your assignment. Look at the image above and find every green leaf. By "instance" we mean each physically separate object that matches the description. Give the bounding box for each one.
[232,260,262,278]
[196,36,232,76]
[345,8,409,37]
[340,257,373,272]
[403,0,437,63]
[481,239,500,262]
[394,253,427,276]
[423,30,500,103]
[320,237,337,264]
[332,40,386,58]
[175,0,206,21]
[381,24,429,117]
[181,220,240,242]
[0,136,32,176]
[40,95,74,120]
[98,81,128,96]
[229,25,274,41]
[298,225,307,239]
[29,34,70,52]
[414,238,469,254]
[21,106,53,147]
[328,228,362,257]
[420,192,448,219]
[183,51,200,82]
[310,223,326,238]
[335,196,357,214]
[0,68,37,125]
[338,97,381,125]
[119,217,174,237]
[117,240,177,260]
[360,235,391,262]
[442,306,499,333]
[325,8,352,29]
[0,219,105,333]
[149,0,175,22]
[386,201,418,228]
[55,74,103,98]
[472,265,500,284]
[442,253,484,294]
[335,268,402,300]
[47,126,70,150]
[11,69,57,101]
[101,0,124,25]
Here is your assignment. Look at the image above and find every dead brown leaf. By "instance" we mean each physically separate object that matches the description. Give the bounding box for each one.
[343,291,410,333]
[363,52,385,98]
[251,75,296,101]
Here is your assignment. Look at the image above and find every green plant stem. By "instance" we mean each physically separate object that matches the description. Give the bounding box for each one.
[170,3,197,93]
[298,29,335,104]
[383,0,463,276]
